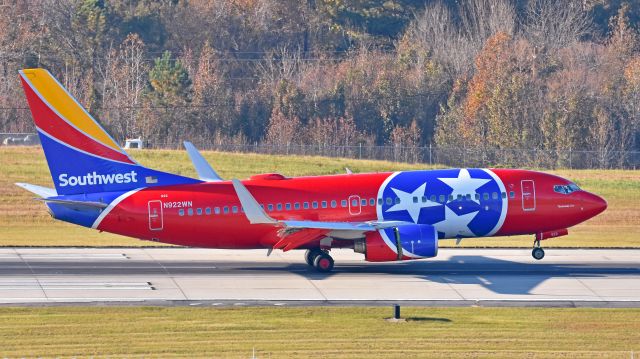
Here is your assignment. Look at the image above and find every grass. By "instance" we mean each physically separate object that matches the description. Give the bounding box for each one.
[0,306,637,358]
[1,146,638,247]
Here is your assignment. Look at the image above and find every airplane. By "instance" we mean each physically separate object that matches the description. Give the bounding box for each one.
[16,68,607,272]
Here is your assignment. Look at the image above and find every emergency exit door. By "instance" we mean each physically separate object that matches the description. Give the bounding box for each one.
[521,180,536,211]
[148,200,163,230]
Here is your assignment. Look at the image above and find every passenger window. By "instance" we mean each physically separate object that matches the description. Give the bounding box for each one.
[448,194,454,201]
[312,201,319,209]
[395,197,400,204]
[361,199,367,206]
[430,195,436,202]
[413,196,418,203]
[386,198,392,205]
[223,206,229,214]
[188,208,194,216]
[341,200,347,207]
[378,198,383,205]
[285,203,291,210]
[421,196,427,203]
[294,203,300,210]
[205,207,211,215]
[178,209,185,216]
[267,204,274,211]
[475,193,480,201]
[492,192,498,200]
[370,198,375,206]
[501,192,507,199]
[232,206,238,213]
[321,201,327,208]
[509,191,515,199]
[214,207,220,214]
[439,194,445,203]
[483,193,490,200]
[196,208,202,215]
[331,200,337,208]
[277,203,282,211]
[303,202,309,209]
[466,194,471,200]
[457,194,462,201]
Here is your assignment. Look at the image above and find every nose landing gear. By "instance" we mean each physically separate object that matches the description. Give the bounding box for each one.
[304,249,334,272]
[532,240,545,260]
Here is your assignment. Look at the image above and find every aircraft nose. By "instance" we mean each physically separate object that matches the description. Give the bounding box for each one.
[581,192,607,218]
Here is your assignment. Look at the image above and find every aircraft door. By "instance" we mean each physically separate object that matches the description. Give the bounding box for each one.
[148,200,163,230]
[521,180,536,212]
[348,195,361,215]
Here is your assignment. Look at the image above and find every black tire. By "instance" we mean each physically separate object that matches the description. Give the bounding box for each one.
[313,252,334,273]
[305,249,323,266]
[532,247,545,260]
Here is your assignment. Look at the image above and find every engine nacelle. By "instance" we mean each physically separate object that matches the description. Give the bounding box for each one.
[354,224,438,262]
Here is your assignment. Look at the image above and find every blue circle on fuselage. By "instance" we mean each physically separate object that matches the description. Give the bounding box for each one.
[379,169,503,239]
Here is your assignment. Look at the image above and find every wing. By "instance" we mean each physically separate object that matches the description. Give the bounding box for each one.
[231,179,407,250]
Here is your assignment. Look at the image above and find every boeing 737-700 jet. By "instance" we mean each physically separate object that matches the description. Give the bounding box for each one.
[16,69,607,272]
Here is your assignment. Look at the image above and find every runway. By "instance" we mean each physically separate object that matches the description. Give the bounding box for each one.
[0,247,639,307]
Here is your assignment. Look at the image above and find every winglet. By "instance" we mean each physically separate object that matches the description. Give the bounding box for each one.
[15,183,57,198]
[183,141,222,181]
[231,179,278,225]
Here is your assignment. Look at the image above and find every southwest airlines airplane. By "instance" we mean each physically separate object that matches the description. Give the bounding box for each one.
[17,68,607,272]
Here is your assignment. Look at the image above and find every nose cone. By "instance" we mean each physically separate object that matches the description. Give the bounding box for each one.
[581,192,607,219]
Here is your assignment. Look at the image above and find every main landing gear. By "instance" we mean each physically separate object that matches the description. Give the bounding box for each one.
[532,240,545,260]
[305,249,334,273]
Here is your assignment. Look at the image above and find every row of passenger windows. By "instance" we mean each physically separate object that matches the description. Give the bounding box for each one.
[177,191,517,217]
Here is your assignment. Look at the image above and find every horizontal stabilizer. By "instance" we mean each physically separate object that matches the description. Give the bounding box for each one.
[15,183,57,198]
[183,141,222,181]
[37,198,108,209]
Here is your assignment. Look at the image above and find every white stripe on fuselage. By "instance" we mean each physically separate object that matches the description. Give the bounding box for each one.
[91,188,143,229]
[483,168,508,236]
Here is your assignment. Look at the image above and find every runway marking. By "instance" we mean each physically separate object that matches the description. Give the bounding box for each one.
[0,280,154,291]
[6,253,129,260]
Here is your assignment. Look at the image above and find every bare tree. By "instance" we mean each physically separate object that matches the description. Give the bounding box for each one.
[523,0,593,52]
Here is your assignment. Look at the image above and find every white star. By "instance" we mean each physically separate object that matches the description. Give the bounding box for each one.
[385,183,441,223]
[438,169,490,204]
[433,205,478,238]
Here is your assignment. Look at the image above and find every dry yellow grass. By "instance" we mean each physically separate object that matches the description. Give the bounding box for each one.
[0,306,638,358]
[1,146,638,247]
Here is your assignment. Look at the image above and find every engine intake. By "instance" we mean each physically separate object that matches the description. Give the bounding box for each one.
[355,224,438,262]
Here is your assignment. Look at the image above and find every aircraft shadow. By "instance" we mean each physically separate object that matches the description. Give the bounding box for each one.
[237,255,638,296]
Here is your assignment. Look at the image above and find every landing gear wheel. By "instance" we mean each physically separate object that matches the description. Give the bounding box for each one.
[532,247,545,260]
[305,249,324,266]
[313,252,334,273]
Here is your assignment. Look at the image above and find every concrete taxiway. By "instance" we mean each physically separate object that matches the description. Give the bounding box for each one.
[0,247,638,306]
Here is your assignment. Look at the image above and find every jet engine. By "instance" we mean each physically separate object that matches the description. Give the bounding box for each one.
[354,224,438,262]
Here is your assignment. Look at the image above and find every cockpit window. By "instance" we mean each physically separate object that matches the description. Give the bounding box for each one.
[554,183,581,194]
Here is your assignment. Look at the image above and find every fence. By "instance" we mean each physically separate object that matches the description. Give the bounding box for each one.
[5,134,639,169]
[188,143,640,170]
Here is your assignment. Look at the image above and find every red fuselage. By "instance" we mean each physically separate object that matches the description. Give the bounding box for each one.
[94,169,606,249]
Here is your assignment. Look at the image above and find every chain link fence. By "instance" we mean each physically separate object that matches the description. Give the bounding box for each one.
[191,143,640,169]
[5,134,639,169]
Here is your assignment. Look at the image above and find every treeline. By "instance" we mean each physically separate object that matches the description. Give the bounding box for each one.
[1,0,639,167]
